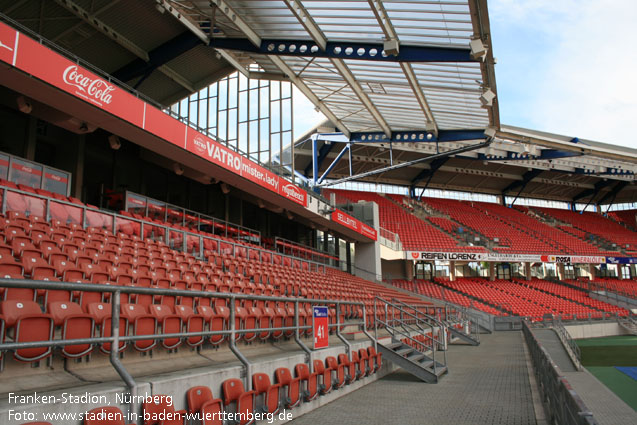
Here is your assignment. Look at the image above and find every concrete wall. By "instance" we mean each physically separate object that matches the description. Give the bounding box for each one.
[381,259,408,281]
[0,340,398,425]
[564,322,629,339]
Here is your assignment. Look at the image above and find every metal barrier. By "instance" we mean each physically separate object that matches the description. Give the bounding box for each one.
[1,185,331,272]
[373,297,447,374]
[522,322,598,425]
[553,315,582,370]
[0,278,371,420]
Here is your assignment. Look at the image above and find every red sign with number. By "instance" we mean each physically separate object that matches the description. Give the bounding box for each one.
[313,306,329,349]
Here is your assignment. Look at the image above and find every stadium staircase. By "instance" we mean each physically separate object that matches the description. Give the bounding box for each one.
[618,315,637,335]
[373,297,448,383]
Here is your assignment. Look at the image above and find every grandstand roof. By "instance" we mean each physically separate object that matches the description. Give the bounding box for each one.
[291,122,637,205]
[0,0,236,105]
[0,1,498,135]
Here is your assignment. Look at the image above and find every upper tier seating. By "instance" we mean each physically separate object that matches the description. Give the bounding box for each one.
[326,189,485,252]
[537,207,637,253]
[432,277,629,320]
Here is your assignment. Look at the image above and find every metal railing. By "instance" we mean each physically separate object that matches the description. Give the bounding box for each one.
[373,297,447,374]
[123,191,261,244]
[522,322,598,425]
[1,185,332,271]
[0,278,372,421]
[553,315,582,370]
[378,227,402,251]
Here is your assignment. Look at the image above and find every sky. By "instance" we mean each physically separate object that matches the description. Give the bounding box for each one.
[293,0,637,149]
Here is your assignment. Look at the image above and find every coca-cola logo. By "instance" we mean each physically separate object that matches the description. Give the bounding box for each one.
[282,184,304,202]
[62,65,114,104]
[193,137,207,154]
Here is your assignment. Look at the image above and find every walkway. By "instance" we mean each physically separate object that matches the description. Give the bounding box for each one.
[288,332,537,425]
[533,328,577,372]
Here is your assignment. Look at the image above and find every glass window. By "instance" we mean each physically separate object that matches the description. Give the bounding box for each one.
[10,158,42,188]
[0,153,9,180]
[43,168,70,196]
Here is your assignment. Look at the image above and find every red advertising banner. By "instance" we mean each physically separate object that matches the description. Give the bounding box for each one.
[12,162,42,176]
[331,210,377,241]
[313,306,329,349]
[0,22,17,65]
[360,223,378,241]
[3,20,312,211]
[279,179,308,207]
[331,210,359,232]
[44,172,68,184]
[15,33,145,128]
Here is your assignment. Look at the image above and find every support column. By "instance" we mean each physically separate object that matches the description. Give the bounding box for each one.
[449,261,456,282]
[405,260,414,281]
[489,262,496,281]
[615,264,623,280]
[345,241,352,274]
[588,264,596,280]
[24,116,37,161]
[524,262,532,281]
[556,263,566,281]
[73,134,85,198]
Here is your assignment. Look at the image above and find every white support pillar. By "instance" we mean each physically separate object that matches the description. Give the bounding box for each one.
[449,261,456,282]
[524,262,532,281]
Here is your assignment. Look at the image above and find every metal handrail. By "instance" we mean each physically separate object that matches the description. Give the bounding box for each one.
[522,322,598,425]
[373,296,447,374]
[1,185,332,271]
[553,315,582,370]
[0,278,370,419]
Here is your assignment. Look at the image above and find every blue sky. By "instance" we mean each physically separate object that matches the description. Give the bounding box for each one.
[294,0,637,149]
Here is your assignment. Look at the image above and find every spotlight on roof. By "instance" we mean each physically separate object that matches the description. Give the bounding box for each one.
[220,183,230,194]
[470,38,488,61]
[480,89,496,107]
[108,134,121,150]
[383,39,399,56]
[173,162,184,176]
[16,96,32,114]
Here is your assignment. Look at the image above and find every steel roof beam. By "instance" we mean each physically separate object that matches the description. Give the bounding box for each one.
[572,179,616,202]
[501,168,543,194]
[367,0,438,134]
[53,0,197,91]
[113,32,202,83]
[349,129,486,143]
[208,38,473,63]
[598,181,629,205]
[281,0,391,137]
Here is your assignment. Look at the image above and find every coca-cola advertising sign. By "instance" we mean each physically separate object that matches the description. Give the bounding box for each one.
[14,33,144,127]
[62,65,115,106]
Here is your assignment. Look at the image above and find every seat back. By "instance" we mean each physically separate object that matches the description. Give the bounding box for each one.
[187,385,214,414]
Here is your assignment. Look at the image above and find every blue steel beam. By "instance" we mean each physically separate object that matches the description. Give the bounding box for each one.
[208,38,474,63]
[572,179,616,202]
[348,129,487,144]
[501,168,543,194]
[113,32,202,82]
[305,142,335,178]
[316,144,351,184]
[410,157,449,187]
[476,149,582,162]
[598,181,629,205]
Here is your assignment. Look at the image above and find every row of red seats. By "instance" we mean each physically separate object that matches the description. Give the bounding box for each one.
[16,348,382,425]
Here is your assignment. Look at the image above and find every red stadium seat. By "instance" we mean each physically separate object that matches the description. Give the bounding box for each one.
[252,373,280,415]
[274,367,301,408]
[295,363,319,401]
[121,304,156,352]
[148,304,182,349]
[0,300,53,362]
[325,356,346,389]
[222,378,255,425]
[47,301,94,358]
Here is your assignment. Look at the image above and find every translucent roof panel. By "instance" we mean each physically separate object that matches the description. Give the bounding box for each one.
[164,0,497,133]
